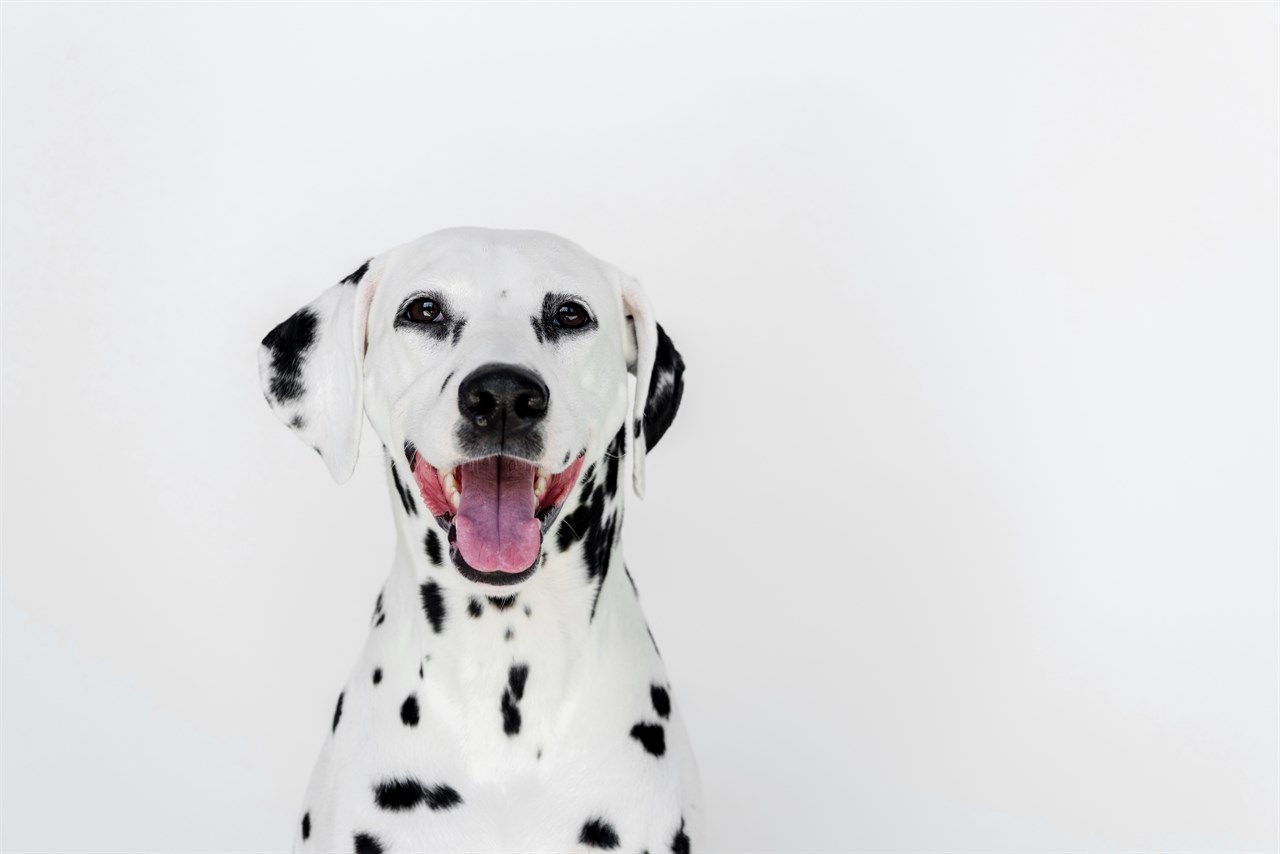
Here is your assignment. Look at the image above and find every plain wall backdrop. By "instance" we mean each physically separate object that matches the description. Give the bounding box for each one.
[2,2,1276,851]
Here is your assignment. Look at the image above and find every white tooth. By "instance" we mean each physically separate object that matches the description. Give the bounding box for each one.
[450,491,461,509]
[444,473,457,492]
[534,476,548,496]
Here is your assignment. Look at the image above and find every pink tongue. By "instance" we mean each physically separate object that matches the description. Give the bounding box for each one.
[456,457,540,573]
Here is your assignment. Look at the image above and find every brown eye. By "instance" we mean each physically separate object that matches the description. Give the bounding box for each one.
[404,298,443,323]
[554,301,589,328]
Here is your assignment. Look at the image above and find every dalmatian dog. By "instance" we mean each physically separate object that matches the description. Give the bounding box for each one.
[259,228,699,853]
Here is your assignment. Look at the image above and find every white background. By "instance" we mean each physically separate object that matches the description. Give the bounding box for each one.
[3,3,1276,851]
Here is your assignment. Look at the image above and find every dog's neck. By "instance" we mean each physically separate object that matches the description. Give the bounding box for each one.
[373,430,632,695]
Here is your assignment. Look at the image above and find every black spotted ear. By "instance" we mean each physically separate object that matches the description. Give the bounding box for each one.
[643,322,685,450]
[258,258,380,483]
[620,274,686,498]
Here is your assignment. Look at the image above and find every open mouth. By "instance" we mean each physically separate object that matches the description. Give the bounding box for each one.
[408,452,585,583]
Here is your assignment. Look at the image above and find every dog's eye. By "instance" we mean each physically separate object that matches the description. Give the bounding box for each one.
[404,298,444,324]
[554,301,589,329]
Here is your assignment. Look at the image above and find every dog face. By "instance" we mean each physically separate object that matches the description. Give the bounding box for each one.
[259,228,684,587]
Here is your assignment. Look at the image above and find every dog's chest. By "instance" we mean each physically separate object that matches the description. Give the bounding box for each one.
[295,566,698,852]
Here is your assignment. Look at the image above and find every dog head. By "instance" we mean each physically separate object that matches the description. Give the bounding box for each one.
[259,228,684,587]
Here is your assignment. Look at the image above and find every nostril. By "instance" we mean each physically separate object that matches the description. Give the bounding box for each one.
[468,390,497,415]
[513,393,546,420]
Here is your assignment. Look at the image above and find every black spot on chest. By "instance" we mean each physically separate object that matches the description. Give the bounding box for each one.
[578,817,621,849]
[401,694,420,726]
[651,684,671,718]
[670,818,691,854]
[419,581,446,633]
[374,777,463,811]
[261,308,317,403]
[301,812,310,840]
[352,832,384,854]
[467,597,483,618]
[630,721,666,756]
[332,692,344,732]
[487,595,517,611]
[501,663,529,736]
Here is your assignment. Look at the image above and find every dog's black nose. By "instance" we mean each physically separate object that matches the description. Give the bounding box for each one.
[458,364,549,435]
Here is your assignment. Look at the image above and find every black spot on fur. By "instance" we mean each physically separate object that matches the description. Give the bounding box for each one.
[643,323,685,451]
[487,595,517,611]
[375,613,385,626]
[508,663,528,700]
[401,694,420,726]
[671,818,690,854]
[651,684,671,718]
[340,259,371,286]
[467,598,483,618]
[530,316,544,343]
[579,817,620,849]
[451,318,467,345]
[371,592,384,627]
[563,450,571,465]
[374,778,463,811]
[501,691,521,736]
[630,722,666,756]
[372,668,382,685]
[301,812,310,840]
[262,308,317,403]
[290,414,305,430]
[353,832,384,854]
[505,627,514,642]
[419,581,446,634]
[602,426,624,498]
[424,530,442,566]
[440,370,455,393]
[501,663,529,736]
[390,461,417,516]
[403,440,417,469]
[523,604,532,617]
[332,692,343,732]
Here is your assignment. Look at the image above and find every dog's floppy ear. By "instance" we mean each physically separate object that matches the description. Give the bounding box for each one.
[258,258,381,483]
[620,274,686,498]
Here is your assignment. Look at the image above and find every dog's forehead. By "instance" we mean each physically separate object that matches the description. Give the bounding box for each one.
[382,228,617,305]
